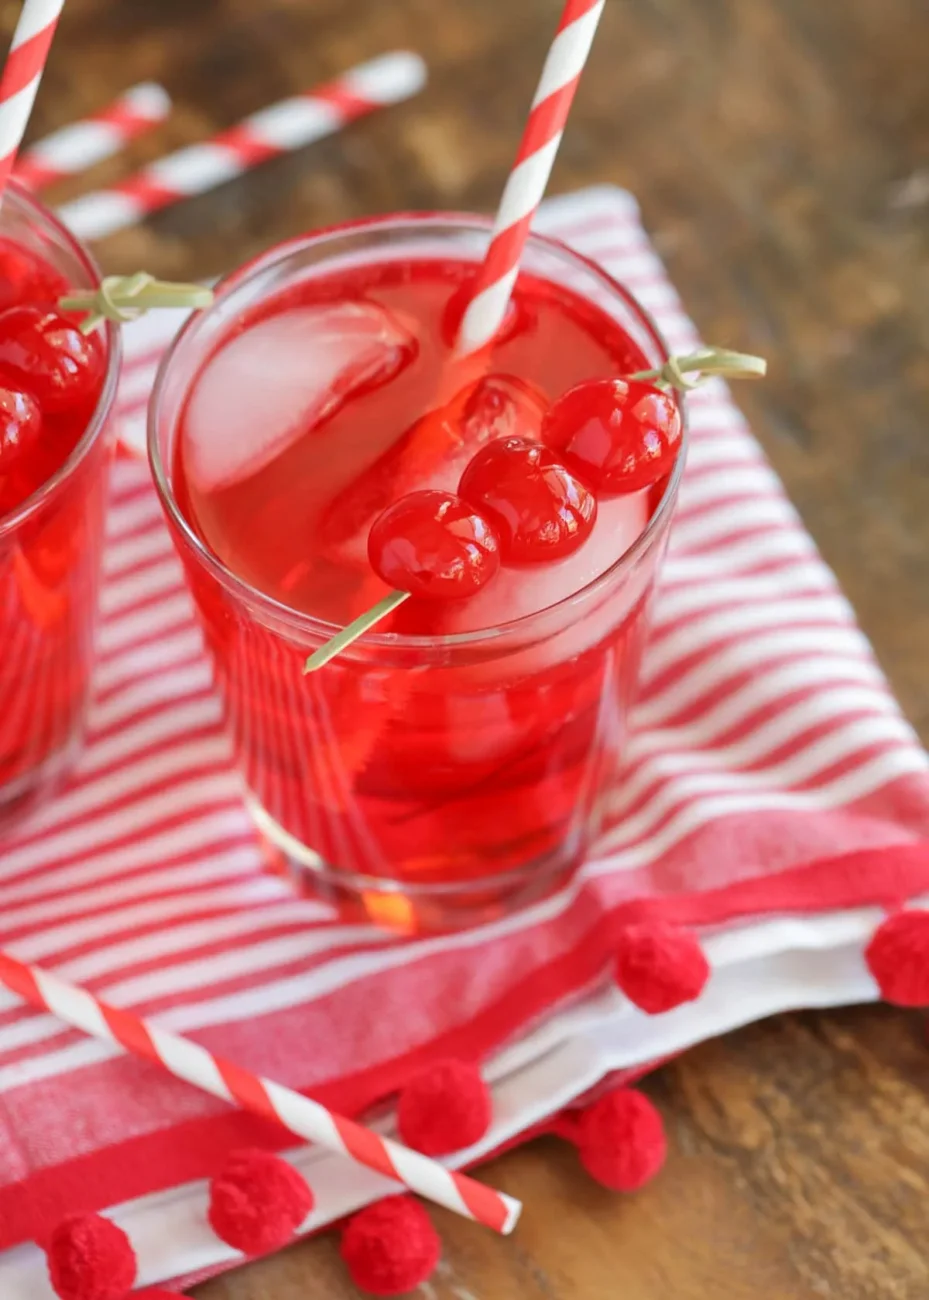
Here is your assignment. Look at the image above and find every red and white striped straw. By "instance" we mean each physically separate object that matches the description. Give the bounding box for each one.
[0,949,521,1235]
[58,51,427,242]
[0,0,65,198]
[456,0,605,355]
[15,81,171,190]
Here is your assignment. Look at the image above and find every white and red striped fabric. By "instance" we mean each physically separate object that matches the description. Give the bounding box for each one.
[0,0,64,197]
[457,0,604,353]
[0,186,927,1295]
[14,82,170,191]
[57,52,426,243]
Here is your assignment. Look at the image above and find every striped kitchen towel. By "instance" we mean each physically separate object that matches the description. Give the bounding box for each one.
[0,185,927,1296]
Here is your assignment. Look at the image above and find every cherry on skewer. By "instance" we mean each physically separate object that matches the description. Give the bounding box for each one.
[303,346,767,674]
[542,377,681,495]
[0,305,105,415]
[458,435,596,562]
[304,490,500,673]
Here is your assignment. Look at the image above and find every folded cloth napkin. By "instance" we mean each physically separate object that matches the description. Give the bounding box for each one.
[0,185,927,1297]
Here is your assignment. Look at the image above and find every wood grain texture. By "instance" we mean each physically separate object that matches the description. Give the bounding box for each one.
[15,0,929,1294]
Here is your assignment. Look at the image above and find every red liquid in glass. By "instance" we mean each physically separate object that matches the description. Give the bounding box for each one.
[173,257,668,921]
[0,237,109,812]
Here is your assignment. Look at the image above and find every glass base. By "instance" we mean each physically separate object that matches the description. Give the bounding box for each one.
[246,795,581,934]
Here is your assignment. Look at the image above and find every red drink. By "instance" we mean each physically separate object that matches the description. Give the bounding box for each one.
[0,185,117,821]
[151,216,683,931]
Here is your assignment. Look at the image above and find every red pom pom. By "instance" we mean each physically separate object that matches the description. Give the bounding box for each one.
[46,1213,137,1300]
[340,1196,441,1296]
[865,911,929,1007]
[614,921,709,1014]
[575,1088,667,1191]
[397,1058,492,1155]
[208,1148,314,1256]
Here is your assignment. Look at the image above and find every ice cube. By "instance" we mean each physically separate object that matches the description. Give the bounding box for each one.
[184,301,416,493]
[321,373,547,566]
[440,490,651,639]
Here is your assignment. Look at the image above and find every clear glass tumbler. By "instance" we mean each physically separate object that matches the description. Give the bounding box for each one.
[149,214,685,932]
[0,183,120,823]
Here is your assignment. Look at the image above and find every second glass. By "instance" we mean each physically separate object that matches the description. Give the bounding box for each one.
[149,215,685,932]
[0,184,119,823]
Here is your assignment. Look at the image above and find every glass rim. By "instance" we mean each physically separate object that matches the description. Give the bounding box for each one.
[147,210,688,651]
[0,181,121,539]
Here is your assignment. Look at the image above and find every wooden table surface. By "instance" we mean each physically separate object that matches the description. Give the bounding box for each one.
[15,0,929,1294]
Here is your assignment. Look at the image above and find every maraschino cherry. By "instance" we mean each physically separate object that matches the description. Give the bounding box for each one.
[0,238,68,314]
[0,383,41,470]
[0,305,105,415]
[0,383,42,513]
[458,434,596,562]
[368,489,500,599]
[307,490,501,671]
[541,377,681,495]
[305,346,766,674]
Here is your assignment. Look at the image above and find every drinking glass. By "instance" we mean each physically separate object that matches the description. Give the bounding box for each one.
[149,214,685,932]
[0,183,120,823]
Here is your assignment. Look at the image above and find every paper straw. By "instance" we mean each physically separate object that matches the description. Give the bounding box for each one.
[0,0,65,197]
[15,81,171,190]
[58,51,427,242]
[456,0,605,354]
[0,949,521,1234]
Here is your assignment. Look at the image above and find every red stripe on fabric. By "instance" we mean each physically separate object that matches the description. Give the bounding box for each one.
[214,1058,280,1124]
[86,687,217,749]
[22,903,298,979]
[640,627,873,707]
[92,648,205,706]
[514,79,577,165]
[115,391,159,424]
[67,923,347,1013]
[543,209,641,241]
[0,798,248,896]
[106,950,391,1042]
[450,1168,509,1232]
[0,838,256,944]
[640,662,886,738]
[0,23,58,101]
[0,899,273,971]
[330,1114,399,1181]
[119,341,178,376]
[0,1107,298,1251]
[0,753,236,863]
[555,0,603,34]
[98,1002,161,1064]
[648,603,849,651]
[112,174,180,213]
[96,608,197,663]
